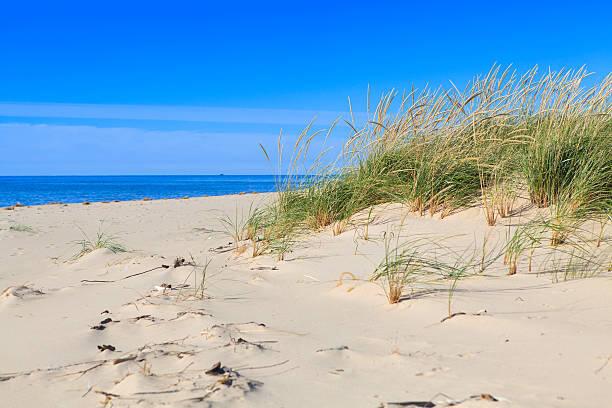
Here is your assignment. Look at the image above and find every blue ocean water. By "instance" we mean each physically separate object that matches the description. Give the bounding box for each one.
[0,175,283,207]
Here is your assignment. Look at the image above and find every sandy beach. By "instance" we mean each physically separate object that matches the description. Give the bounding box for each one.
[1,2,610,407]
[0,194,610,407]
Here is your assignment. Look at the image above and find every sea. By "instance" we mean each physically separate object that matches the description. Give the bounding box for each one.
[0,175,283,207]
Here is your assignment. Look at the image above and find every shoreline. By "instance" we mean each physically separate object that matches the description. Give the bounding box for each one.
[2,190,270,210]
[0,174,288,209]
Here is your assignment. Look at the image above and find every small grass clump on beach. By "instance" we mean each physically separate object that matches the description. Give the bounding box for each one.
[73,227,127,259]
[218,203,292,258]
[371,232,478,304]
[9,224,34,233]
[250,65,610,278]
[219,204,252,252]
[175,256,212,300]
[504,215,611,279]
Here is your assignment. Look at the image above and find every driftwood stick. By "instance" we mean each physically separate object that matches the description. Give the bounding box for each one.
[121,265,170,280]
[440,312,467,323]
[440,310,487,323]
[81,265,170,284]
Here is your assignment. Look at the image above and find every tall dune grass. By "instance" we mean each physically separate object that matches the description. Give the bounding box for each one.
[251,66,610,261]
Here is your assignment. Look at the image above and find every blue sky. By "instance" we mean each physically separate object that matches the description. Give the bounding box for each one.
[1,0,610,175]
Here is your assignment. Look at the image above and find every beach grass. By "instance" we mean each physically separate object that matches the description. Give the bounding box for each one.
[9,224,34,233]
[246,65,610,276]
[73,227,127,258]
[370,232,477,304]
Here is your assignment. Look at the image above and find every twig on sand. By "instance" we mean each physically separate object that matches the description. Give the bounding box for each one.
[121,265,171,280]
[595,355,612,374]
[440,309,487,323]
[209,244,235,254]
[316,345,349,353]
[95,390,121,398]
[386,401,435,407]
[133,389,180,395]
[440,312,467,322]
[81,264,170,283]
[81,258,200,284]
[250,265,279,271]
[386,392,498,407]
[81,385,93,398]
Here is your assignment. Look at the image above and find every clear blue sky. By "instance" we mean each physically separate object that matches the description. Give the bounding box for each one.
[1,0,610,175]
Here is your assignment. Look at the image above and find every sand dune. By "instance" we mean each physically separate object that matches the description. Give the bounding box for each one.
[1,195,611,407]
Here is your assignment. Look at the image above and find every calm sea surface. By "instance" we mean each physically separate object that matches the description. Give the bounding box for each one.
[0,175,282,207]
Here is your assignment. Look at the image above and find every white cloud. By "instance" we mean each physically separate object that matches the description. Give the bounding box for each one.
[0,123,341,175]
[0,102,361,125]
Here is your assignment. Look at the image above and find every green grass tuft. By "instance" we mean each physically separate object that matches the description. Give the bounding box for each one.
[73,227,127,259]
[9,224,34,233]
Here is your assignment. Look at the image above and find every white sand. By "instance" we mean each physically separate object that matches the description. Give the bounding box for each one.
[1,194,611,407]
